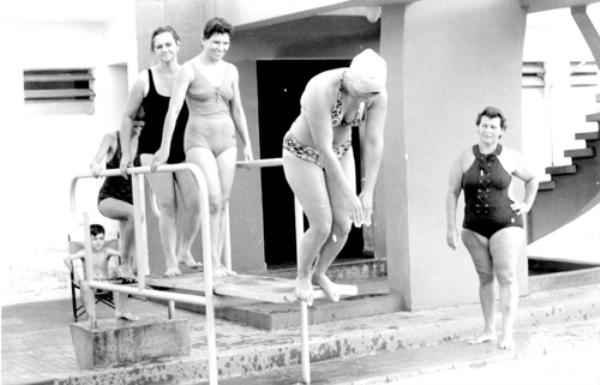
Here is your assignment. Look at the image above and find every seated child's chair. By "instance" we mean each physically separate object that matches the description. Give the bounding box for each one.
[67,235,120,322]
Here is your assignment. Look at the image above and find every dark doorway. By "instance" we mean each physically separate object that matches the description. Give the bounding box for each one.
[257,59,366,268]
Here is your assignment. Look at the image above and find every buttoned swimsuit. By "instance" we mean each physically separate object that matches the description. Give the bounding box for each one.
[462,144,523,238]
[283,70,365,168]
[98,132,134,205]
[138,68,189,164]
[184,61,237,156]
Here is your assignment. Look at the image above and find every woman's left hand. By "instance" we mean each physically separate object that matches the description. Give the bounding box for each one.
[511,201,531,215]
[358,191,373,227]
[243,144,254,162]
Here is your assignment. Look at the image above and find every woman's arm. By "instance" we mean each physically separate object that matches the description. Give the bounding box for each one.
[446,154,464,250]
[303,79,364,225]
[511,150,539,215]
[152,64,193,169]
[229,64,253,161]
[358,91,388,225]
[119,71,147,175]
[90,133,116,177]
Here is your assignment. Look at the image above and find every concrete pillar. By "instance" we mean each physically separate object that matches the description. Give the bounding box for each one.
[378,0,529,310]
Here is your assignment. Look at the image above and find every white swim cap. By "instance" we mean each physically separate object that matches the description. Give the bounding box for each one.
[349,49,387,93]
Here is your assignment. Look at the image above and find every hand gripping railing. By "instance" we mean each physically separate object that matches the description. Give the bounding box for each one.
[70,163,218,385]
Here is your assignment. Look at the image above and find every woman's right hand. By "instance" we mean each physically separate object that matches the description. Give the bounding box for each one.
[344,193,364,227]
[90,161,103,178]
[446,228,459,250]
[151,147,169,172]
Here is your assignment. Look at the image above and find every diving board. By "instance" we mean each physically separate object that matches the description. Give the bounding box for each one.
[147,273,358,303]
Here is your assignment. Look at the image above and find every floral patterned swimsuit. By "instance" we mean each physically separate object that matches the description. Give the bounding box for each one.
[283,71,365,168]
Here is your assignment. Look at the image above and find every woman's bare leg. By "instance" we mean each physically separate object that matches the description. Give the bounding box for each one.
[98,198,135,279]
[462,228,497,343]
[174,169,201,268]
[215,147,237,274]
[312,149,355,302]
[489,226,523,350]
[283,151,332,305]
[186,147,229,278]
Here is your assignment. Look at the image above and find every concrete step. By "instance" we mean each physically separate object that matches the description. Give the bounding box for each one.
[528,266,600,293]
[564,147,594,158]
[34,284,600,385]
[266,258,387,282]
[538,180,556,191]
[147,259,391,330]
[174,278,397,330]
[213,318,600,385]
[585,111,600,122]
[545,164,576,175]
[575,131,600,141]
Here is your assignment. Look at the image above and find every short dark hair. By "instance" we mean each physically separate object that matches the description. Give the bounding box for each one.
[476,106,507,130]
[150,25,181,51]
[203,17,233,39]
[90,224,105,237]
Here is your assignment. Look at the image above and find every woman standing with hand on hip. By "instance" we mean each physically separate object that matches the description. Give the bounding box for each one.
[152,17,254,278]
[120,26,201,277]
[282,49,388,305]
[446,106,539,350]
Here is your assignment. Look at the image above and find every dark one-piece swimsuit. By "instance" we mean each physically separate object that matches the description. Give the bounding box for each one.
[461,144,523,238]
[97,132,133,205]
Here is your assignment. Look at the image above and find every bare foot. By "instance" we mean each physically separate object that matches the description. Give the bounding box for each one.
[116,311,140,321]
[469,331,497,344]
[313,274,341,302]
[164,266,182,277]
[178,253,201,269]
[498,334,515,350]
[212,264,229,278]
[295,276,314,306]
[118,264,136,280]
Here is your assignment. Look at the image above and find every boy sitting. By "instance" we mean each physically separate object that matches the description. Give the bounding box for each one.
[65,224,138,324]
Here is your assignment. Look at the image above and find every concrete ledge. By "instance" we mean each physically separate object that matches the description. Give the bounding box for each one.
[70,317,190,369]
[51,284,600,384]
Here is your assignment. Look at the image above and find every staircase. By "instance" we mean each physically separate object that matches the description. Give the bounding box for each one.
[528,111,600,243]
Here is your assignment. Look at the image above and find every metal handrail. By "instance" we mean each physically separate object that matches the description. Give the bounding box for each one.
[70,158,312,385]
[148,158,284,218]
[70,162,218,385]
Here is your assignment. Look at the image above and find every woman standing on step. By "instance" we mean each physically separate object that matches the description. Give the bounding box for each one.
[120,26,201,277]
[446,106,539,349]
[282,49,388,305]
[151,17,254,278]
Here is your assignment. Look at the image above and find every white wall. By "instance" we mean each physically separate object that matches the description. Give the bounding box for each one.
[1,0,137,305]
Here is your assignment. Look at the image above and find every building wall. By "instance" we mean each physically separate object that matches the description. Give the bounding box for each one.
[2,1,138,305]
[380,0,529,310]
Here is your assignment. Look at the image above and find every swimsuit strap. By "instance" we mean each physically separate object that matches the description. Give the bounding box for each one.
[473,144,502,160]
[331,70,346,121]
[147,69,157,97]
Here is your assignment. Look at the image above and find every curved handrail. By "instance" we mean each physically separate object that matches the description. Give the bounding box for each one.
[70,164,204,224]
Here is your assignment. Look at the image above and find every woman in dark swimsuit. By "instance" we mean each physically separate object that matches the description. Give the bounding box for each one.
[446,106,539,350]
[120,26,201,277]
[281,49,388,305]
[91,127,141,280]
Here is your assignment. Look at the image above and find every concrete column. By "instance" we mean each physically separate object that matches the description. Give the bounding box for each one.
[378,0,529,310]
